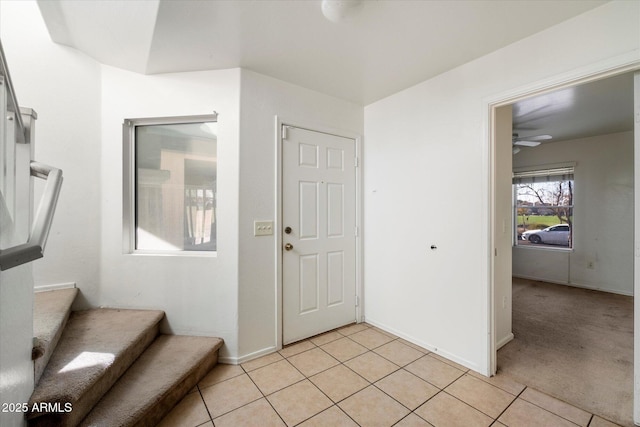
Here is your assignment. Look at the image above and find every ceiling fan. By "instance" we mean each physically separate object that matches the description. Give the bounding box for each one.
[512,133,552,154]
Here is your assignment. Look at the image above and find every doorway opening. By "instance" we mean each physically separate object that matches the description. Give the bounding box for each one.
[489,67,639,426]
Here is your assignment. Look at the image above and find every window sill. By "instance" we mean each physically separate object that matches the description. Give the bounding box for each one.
[513,244,574,253]
[127,250,218,258]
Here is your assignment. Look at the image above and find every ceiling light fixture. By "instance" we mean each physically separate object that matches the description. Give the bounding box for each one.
[321,0,364,23]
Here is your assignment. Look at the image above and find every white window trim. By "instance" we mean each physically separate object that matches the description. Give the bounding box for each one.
[122,113,218,256]
[512,163,575,251]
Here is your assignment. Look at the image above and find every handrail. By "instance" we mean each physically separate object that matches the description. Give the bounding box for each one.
[0,40,26,144]
[0,162,63,271]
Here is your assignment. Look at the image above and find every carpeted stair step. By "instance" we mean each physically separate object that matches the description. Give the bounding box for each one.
[33,287,79,384]
[80,335,224,427]
[27,308,165,427]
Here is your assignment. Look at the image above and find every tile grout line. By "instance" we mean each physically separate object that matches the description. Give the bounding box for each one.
[201,367,277,422]
[403,353,466,391]
[426,352,469,372]
[279,324,373,425]
[186,321,617,427]
[370,379,425,419]
[586,414,594,426]
[328,345,468,422]
[248,351,351,425]
[328,348,438,426]
[413,368,519,425]
[196,384,215,426]
[435,389,499,422]
[197,366,251,412]
[391,413,418,427]
[516,389,587,427]
[467,370,525,396]
[238,363,290,426]
[491,385,528,425]
[281,336,407,426]
[319,335,369,363]
[204,329,471,426]
[200,360,597,427]
[240,353,286,374]
[310,359,370,405]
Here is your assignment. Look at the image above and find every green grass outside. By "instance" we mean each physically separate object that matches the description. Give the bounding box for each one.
[517,215,567,230]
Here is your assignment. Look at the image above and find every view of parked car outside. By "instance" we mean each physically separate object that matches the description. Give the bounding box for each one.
[514,176,573,248]
[520,223,570,246]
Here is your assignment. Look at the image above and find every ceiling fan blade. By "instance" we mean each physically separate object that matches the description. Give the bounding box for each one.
[514,140,541,147]
[522,134,552,142]
[512,147,521,155]
[513,104,552,120]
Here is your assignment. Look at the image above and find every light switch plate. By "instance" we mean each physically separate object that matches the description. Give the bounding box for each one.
[254,221,274,236]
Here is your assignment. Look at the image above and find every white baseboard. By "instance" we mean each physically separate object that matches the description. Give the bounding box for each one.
[219,346,278,365]
[513,275,633,296]
[217,356,238,365]
[34,282,77,292]
[364,318,481,374]
[496,333,514,350]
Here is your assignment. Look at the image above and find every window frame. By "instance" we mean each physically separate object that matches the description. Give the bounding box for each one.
[122,113,218,256]
[512,163,575,251]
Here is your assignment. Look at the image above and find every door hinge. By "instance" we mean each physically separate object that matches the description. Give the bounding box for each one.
[355,226,359,237]
[495,248,498,256]
[354,157,359,167]
[355,295,359,307]
[282,125,289,140]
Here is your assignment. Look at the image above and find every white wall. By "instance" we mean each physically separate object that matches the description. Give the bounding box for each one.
[0,1,363,363]
[98,67,363,363]
[1,1,243,359]
[99,66,241,359]
[237,69,363,360]
[1,0,102,302]
[363,1,639,373]
[513,131,634,295]
[2,0,638,369]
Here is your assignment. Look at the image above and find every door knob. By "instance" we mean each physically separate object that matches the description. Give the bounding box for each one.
[284,243,294,251]
[284,226,292,234]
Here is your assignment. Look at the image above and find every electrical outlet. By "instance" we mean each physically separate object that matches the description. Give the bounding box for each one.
[254,221,274,236]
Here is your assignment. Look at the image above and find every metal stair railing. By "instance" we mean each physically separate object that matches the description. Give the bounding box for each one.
[0,41,25,144]
[0,40,63,271]
[0,162,63,270]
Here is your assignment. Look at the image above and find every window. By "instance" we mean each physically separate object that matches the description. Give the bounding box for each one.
[123,115,218,253]
[513,165,574,249]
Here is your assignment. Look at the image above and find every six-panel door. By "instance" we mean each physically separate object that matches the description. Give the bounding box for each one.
[282,126,357,345]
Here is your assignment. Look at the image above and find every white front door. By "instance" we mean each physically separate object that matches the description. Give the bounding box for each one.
[282,125,357,345]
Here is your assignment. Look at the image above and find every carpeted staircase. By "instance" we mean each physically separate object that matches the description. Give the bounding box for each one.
[28,287,223,427]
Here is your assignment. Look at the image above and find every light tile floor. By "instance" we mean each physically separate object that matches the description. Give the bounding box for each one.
[158,323,622,427]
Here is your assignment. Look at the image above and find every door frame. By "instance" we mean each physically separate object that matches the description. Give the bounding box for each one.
[485,53,640,420]
[275,116,364,350]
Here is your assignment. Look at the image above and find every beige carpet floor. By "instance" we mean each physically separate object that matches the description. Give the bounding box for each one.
[498,278,633,427]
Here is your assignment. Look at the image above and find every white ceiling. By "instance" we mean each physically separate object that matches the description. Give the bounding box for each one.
[37,0,631,144]
[37,0,608,105]
[512,71,634,147]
